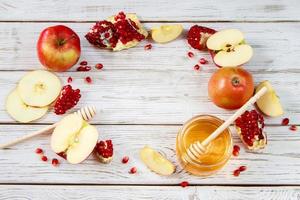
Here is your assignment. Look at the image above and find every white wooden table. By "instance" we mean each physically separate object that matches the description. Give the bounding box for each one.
[0,0,300,199]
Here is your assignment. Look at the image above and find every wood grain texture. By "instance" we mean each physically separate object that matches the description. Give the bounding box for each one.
[0,125,299,184]
[1,0,300,21]
[0,185,300,200]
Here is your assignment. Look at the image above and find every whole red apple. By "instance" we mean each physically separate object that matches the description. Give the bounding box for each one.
[208,67,254,109]
[37,25,81,72]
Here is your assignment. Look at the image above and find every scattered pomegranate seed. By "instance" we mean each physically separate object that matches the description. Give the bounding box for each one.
[95,63,104,70]
[54,85,81,115]
[80,61,88,65]
[233,169,240,177]
[232,150,239,157]
[187,51,194,58]
[130,167,137,174]
[233,145,240,152]
[77,66,91,72]
[290,125,297,131]
[122,156,129,164]
[67,76,73,83]
[180,181,189,188]
[199,58,208,64]
[52,158,59,166]
[281,118,290,126]
[239,166,247,172]
[35,148,43,154]
[194,64,200,71]
[41,156,48,162]
[144,44,152,50]
[85,76,92,84]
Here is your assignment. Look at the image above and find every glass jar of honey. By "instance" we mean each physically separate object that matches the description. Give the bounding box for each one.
[176,115,232,176]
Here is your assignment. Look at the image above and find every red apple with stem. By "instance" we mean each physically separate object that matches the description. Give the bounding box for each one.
[37,25,81,72]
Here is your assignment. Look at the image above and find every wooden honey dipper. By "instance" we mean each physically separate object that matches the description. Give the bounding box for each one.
[185,87,267,161]
[0,105,96,149]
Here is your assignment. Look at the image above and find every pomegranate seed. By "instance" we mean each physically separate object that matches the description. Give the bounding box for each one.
[95,63,103,70]
[187,51,194,58]
[35,148,43,154]
[199,58,208,64]
[144,44,152,50]
[122,156,129,164]
[67,76,73,83]
[232,149,239,157]
[180,181,189,188]
[41,156,48,162]
[239,166,247,172]
[194,64,200,71]
[233,145,240,152]
[80,61,88,65]
[130,167,137,174]
[281,118,290,126]
[54,85,81,115]
[233,169,240,177]
[52,158,59,166]
[85,76,92,84]
[290,125,297,131]
[77,66,91,72]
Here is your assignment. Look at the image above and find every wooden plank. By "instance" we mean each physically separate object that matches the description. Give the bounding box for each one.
[0,125,299,184]
[1,0,300,21]
[0,70,297,125]
[0,185,300,200]
[0,22,300,71]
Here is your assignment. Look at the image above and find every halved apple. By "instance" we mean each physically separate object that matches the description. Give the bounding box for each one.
[207,29,253,67]
[51,114,99,164]
[140,146,175,176]
[151,24,183,43]
[17,70,61,107]
[256,81,284,117]
[5,89,48,123]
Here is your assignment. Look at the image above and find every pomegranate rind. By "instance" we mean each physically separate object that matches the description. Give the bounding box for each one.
[95,153,113,164]
[235,126,267,150]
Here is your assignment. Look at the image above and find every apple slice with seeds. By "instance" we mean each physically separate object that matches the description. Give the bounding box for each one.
[17,70,61,107]
[140,146,175,176]
[6,89,48,123]
[151,24,183,43]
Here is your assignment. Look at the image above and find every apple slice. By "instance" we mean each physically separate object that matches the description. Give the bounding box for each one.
[207,29,253,67]
[5,89,48,123]
[151,24,183,43]
[17,70,61,107]
[51,114,99,164]
[140,146,175,176]
[256,81,284,117]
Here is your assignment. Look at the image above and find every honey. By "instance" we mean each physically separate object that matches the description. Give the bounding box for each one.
[176,115,232,176]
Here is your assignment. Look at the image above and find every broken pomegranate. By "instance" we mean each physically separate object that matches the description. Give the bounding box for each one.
[54,85,81,115]
[235,110,267,150]
[95,140,113,163]
[187,25,216,50]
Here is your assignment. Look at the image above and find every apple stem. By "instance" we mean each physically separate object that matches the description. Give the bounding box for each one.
[58,34,76,46]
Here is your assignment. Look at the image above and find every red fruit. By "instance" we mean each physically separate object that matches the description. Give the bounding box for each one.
[80,61,88,65]
[85,76,92,84]
[290,125,297,131]
[187,51,194,58]
[233,145,240,152]
[37,25,81,72]
[208,67,254,109]
[52,158,59,166]
[130,167,137,174]
[239,166,247,172]
[144,44,152,50]
[41,156,48,162]
[122,156,129,164]
[194,64,200,71]
[233,169,240,177]
[281,118,289,126]
[85,20,118,48]
[180,181,189,187]
[77,65,91,71]
[199,58,208,64]
[35,148,43,154]
[232,149,239,157]
[95,63,104,70]
[187,25,216,50]
[95,140,114,163]
[54,85,81,115]
[67,76,73,83]
[235,110,267,150]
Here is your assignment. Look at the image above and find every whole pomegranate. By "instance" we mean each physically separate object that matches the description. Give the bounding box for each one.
[208,67,254,109]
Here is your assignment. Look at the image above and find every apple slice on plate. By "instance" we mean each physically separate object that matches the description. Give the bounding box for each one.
[17,70,61,107]
[256,80,284,117]
[151,24,183,43]
[6,89,48,123]
[51,114,99,164]
[140,146,175,176]
[207,29,253,67]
